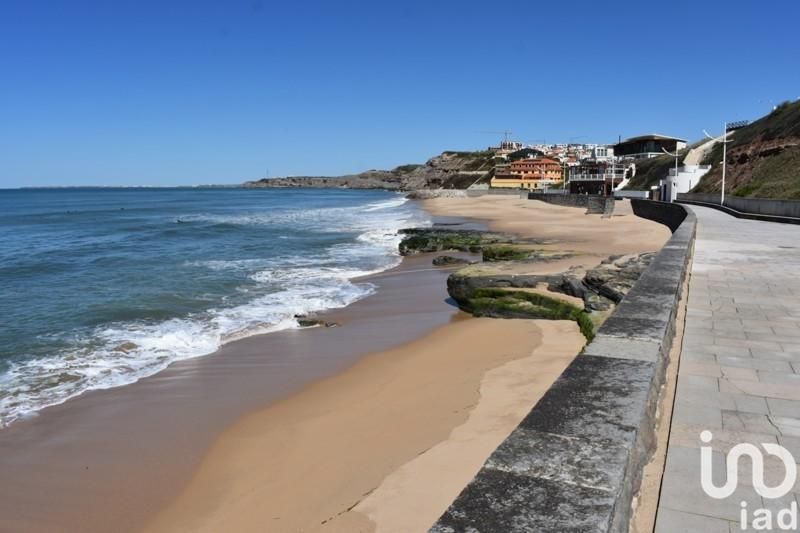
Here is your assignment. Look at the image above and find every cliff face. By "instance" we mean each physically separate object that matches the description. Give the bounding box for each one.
[693,100,800,199]
[243,150,496,190]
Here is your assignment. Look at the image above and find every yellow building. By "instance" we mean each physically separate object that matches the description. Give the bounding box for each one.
[491,157,564,190]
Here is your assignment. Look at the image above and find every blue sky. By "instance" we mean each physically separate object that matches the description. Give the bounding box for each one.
[2,0,799,187]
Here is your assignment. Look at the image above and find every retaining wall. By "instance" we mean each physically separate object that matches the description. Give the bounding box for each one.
[614,190,649,200]
[429,200,696,533]
[528,192,615,217]
[466,188,529,198]
[677,192,800,224]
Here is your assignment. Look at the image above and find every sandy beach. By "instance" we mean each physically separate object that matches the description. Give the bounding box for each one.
[142,197,670,533]
[0,196,670,533]
[422,195,672,273]
[145,318,585,533]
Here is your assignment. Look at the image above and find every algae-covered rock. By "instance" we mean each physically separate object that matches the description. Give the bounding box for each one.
[584,253,656,303]
[446,270,562,304]
[481,245,531,262]
[547,275,587,300]
[444,251,658,342]
[398,228,510,256]
[583,291,614,311]
[459,288,595,341]
[432,255,472,266]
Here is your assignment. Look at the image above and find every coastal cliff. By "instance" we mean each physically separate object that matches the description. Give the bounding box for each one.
[243,150,495,190]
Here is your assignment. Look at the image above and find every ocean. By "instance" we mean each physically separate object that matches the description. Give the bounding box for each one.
[0,187,428,427]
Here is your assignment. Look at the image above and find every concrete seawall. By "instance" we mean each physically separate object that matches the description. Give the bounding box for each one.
[528,192,615,217]
[467,188,529,198]
[677,192,800,224]
[429,199,696,533]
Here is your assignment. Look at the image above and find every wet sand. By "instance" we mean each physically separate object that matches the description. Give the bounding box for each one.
[141,197,670,532]
[145,319,584,533]
[0,196,670,533]
[0,254,468,533]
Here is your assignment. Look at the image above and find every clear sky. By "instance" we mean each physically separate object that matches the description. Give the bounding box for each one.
[2,0,799,187]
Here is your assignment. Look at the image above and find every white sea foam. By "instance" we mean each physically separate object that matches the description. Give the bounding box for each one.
[362,196,409,212]
[0,192,430,427]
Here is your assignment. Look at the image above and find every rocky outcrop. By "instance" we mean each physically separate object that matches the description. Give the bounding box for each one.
[295,315,339,328]
[405,189,468,199]
[432,255,472,266]
[445,252,656,336]
[397,226,655,342]
[113,342,138,353]
[446,270,565,304]
[583,253,656,304]
[461,287,594,340]
[430,200,696,533]
[398,228,513,256]
[398,228,562,260]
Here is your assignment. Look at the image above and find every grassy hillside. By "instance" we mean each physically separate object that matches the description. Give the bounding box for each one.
[506,148,545,162]
[436,150,496,172]
[693,100,800,199]
[624,150,687,190]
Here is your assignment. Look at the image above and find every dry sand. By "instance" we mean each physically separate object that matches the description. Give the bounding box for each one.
[422,196,671,274]
[145,319,584,533]
[143,196,670,533]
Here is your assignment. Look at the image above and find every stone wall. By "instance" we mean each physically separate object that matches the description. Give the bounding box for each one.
[465,188,529,198]
[528,192,615,217]
[630,198,688,232]
[429,200,696,533]
[677,192,800,224]
[614,190,649,200]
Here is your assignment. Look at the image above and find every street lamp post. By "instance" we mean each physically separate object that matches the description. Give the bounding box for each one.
[722,122,728,205]
[703,122,733,206]
[661,146,680,202]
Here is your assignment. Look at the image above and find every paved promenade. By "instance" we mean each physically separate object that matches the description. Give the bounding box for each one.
[656,206,800,532]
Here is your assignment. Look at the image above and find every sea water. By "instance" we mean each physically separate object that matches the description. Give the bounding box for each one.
[0,187,428,427]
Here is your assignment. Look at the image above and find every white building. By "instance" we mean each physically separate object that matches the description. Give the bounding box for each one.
[659,165,712,202]
[591,146,615,161]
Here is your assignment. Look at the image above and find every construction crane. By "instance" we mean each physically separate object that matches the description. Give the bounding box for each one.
[481,130,514,142]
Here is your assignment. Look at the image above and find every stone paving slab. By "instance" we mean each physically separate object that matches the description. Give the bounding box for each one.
[656,206,800,532]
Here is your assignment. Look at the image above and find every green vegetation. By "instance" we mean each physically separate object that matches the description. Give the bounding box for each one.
[481,245,531,262]
[439,150,495,170]
[398,229,499,255]
[705,100,800,152]
[440,167,494,189]
[506,148,545,162]
[727,147,800,199]
[461,288,594,341]
[624,150,688,190]
[460,150,497,172]
[694,100,800,199]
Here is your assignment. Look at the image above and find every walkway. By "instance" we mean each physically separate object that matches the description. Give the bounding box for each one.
[656,206,800,532]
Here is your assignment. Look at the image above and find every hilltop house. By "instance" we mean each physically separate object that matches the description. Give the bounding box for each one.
[491,157,564,190]
[490,139,525,155]
[614,134,687,159]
